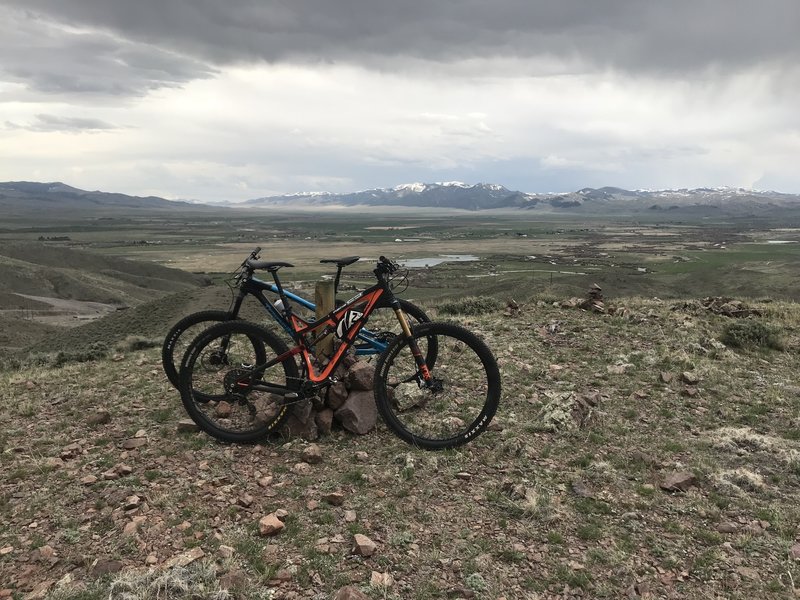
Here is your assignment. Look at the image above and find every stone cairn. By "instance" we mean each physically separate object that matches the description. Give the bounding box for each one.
[579,283,605,313]
[279,348,378,441]
[558,282,606,313]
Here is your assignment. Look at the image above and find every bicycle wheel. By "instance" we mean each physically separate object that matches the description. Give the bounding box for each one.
[374,322,501,450]
[356,299,437,366]
[178,321,299,443]
[162,310,234,389]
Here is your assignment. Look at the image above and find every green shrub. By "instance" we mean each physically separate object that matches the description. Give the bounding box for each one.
[438,296,502,316]
[117,335,161,352]
[720,320,784,351]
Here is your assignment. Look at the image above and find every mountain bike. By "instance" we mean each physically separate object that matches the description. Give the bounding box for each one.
[161,247,432,390]
[178,256,501,450]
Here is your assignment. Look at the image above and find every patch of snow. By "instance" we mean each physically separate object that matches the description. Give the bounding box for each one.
[393,183,428,193]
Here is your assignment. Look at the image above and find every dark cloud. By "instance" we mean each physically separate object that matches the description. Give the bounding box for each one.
[0,6,216,97]
[2,0,798,78]
[5,114,120,132]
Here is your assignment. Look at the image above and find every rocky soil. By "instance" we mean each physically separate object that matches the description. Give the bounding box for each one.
[1,297,799,599]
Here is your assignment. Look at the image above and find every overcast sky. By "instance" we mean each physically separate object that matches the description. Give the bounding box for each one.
[2,1,799,202]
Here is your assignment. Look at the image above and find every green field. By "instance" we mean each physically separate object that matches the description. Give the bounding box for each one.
[2,207,800,354]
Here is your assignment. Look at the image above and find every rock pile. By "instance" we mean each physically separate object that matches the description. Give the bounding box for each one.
[671,296,761,318]
[558,283,606,313]
[279,352,378,441]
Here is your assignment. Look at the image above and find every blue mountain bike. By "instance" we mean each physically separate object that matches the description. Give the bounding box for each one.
[161,248,432,390]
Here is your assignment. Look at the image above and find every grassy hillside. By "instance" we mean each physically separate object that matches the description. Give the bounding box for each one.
[1,297,799,599]
[20,285,268,358]
[0,242,210,306]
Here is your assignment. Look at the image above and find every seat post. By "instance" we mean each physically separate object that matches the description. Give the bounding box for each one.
[269,269,293,317]
[333,266,343,296]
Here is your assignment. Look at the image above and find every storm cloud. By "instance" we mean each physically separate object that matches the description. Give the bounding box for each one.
[1,1,799,200]
[5,1,799,75]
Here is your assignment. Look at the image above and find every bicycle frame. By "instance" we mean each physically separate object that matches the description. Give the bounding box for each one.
[232,274,392,355]
[282,284,387,383]
[244,269,429,393]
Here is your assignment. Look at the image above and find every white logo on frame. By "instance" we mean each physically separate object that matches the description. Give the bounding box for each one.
[336,310,363,338]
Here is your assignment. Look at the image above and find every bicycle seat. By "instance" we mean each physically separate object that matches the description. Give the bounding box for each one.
[320,256,360,267]
[245,259,294,272]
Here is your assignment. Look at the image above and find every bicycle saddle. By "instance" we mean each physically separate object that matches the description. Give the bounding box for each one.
[245,259,294,272]
[320,256,360,267]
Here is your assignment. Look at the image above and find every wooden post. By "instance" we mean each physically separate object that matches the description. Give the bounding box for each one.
[314,280,336,360]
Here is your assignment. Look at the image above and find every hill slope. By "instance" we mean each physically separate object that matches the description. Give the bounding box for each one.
[0,181,211,217]
[0,242,210,306]
[0,297,798,598]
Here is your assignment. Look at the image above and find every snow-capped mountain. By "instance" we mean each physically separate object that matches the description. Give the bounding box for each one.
[3,180,799,217]
[243,183,800,215]
[245,182,536,210]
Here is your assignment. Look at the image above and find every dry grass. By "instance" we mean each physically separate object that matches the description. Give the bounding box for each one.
[1,298,799,599]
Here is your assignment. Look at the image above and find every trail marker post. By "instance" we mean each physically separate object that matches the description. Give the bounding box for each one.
[314,280,335,359]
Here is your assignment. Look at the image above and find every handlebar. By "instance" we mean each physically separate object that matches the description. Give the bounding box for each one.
[374,256,399,276]
[240,247,262,269]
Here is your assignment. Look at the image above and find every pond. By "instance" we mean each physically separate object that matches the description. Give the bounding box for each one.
[400,254,480,268]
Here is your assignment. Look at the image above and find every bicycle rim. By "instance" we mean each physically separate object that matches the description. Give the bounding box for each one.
[180,322,298,443]
[375,323,500,450]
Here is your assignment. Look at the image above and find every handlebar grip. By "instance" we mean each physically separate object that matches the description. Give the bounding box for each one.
[251,247,262,257]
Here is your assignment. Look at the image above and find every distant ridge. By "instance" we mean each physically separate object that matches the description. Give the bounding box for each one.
[0,181,213,215]
[2,180,800,216]
[244,181,800,215]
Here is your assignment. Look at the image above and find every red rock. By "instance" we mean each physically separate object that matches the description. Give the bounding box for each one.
[334,586,370,600]
[258,514,285,536]
[334,390,377,435]
[302,443,323,464]
[90,559,124,576]
[121,438,147,450]
[315,408,334,435]
[346,361,375,391]
[87,410,112,425]
[660,471,698,492]
[323,492,345,506]
[790,543,800,561]
[681,371,701,385]
[353,534,377,557]
[327,382,349,410]
[176,419,200,433]
[162,547,205,569]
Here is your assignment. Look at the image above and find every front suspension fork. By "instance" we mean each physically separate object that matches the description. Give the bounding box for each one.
[393,307,432,382]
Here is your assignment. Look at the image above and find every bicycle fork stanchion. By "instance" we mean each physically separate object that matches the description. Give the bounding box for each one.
[393,304,431,381]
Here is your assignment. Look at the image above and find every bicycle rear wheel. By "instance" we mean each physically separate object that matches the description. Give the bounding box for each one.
[374,322,501,450]
[162,310,234,389]
[179,321,299,443]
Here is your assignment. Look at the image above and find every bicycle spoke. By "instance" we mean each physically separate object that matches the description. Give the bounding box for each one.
[179,322,299,443]
[375,323,500,449]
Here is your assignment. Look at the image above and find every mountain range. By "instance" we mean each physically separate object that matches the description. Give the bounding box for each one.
[245,182,800,216]
[3,180,800,217]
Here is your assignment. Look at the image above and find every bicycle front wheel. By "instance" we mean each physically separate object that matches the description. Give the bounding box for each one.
[356,299,437,366]
[179,321,299,443]
[374,322,501,450]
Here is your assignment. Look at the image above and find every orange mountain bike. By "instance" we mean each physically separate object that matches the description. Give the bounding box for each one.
[178,256,501,450]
